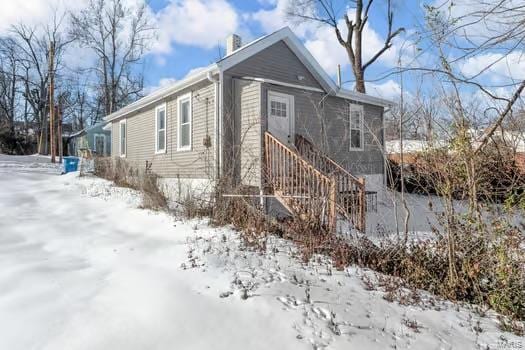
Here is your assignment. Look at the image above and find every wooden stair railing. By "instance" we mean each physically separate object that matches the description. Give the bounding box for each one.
[264,132,337,232]
[295,134,366,232]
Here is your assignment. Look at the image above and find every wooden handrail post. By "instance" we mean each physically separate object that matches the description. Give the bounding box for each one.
[358,177,366,232]
[329,176,337,232]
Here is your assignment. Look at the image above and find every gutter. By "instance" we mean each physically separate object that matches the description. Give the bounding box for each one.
[104,65,219,123]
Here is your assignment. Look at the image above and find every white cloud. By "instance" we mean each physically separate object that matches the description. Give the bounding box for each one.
[249,3,410,78]
[152,0,239,54]
[367,80,402,100]
[0,0,88,34]
[184,66,208,78]
[303,13,406,76]
[459,51,525,83]
[303,25,347,76]
[249,0,316,38]
[145,77,178,94]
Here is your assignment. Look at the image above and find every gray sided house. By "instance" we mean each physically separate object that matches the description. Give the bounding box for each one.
[104,27,392,231]
[68,123,111,157]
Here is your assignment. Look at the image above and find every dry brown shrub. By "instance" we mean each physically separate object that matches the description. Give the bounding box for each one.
[178,194,213,219]
[94,157,168,210]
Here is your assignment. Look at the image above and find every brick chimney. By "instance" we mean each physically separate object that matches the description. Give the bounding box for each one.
[226,34,242,55]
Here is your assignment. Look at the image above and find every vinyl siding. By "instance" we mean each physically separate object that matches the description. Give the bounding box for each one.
[111,80,216,178]
[260,83,384,175]
[236,79,262,187]
[225,40,322,89]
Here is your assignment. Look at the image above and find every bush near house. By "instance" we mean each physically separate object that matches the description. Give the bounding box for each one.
[388,143,525,204]
[93,157,168,210]
[211,186,524,331]
[93,157,525,334]
[0,128,36,155]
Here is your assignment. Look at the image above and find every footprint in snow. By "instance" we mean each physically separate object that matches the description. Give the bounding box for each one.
[219,291,233,298]
[277,295,304,309]
[312,306,332,321]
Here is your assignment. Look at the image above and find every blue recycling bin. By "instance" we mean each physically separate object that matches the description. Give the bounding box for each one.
[63,157,80,173]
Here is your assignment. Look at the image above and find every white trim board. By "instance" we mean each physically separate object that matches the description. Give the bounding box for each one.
[242,77,324,93]
[119,119,127,157]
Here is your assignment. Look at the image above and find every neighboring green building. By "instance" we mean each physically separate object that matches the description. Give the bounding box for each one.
[67,123,111,157]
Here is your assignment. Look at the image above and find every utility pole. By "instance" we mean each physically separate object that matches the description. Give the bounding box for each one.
[49,41,56,163]
[57,102,63,163]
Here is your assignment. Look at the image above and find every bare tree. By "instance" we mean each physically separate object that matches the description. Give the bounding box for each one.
[380,1,525,154]
[0,38,18,139]
[287,0,404,93]
[70,0,155,118]
[9,15,71,154]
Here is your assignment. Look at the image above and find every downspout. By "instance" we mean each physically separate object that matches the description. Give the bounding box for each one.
[207,71,221,180]
[382,106,391,189]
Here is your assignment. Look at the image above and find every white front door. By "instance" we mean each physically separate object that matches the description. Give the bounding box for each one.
[267,91,294,145]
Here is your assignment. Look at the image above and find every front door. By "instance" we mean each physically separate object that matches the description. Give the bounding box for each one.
[267,91,294,145]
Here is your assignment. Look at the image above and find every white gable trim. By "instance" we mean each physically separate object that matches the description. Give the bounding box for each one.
[242,76,393,107]
[242,76,324,93]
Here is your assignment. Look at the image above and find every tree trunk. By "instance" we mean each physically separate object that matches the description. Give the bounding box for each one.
[354,72,366,93]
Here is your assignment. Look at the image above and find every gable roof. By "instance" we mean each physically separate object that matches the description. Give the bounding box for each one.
[69,123,108,138]
[104,27,392,123]
[218,27,336,93]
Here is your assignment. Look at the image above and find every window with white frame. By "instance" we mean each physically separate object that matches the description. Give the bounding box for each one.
[119,120,126,157]
[177,93,192,151]
[94,134,106,155]
[155,103,167,153]
[349,104,364,151]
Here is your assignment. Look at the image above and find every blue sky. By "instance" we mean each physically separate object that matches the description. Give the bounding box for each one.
[138,0,426,99]
[1,0,522,102]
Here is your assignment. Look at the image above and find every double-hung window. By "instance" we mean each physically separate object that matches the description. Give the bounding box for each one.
[119,120,127,157]
[349,104,364,151]
[155,103,167,154]
[177,93,192,151]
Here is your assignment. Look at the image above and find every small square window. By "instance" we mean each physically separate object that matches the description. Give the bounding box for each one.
[270,100,287,118]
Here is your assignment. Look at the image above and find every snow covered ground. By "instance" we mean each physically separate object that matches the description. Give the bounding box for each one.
[0,154,522,349]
